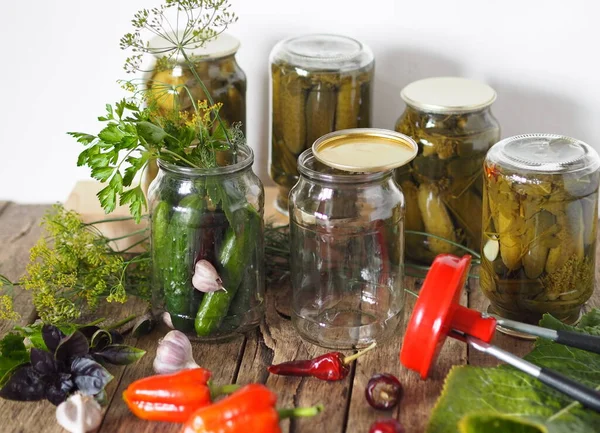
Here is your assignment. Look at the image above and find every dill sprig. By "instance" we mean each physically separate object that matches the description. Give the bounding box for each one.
[0,205,151,324]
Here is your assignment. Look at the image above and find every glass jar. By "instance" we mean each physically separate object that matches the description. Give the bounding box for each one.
[289,143,407,349]
[481,134,600,324]
[142,33,247,195]
[394,77,500,265]
[148,145,264,340]
[269,34,374,214]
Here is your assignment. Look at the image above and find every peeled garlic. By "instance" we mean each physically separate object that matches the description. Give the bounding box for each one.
[56,393,102,433]
[484,238,500,262]
[192,260,225,293]
[153,330,199,374]
[162,311,174,329]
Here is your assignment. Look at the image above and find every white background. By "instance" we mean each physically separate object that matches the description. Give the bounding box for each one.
[1,0,598,203]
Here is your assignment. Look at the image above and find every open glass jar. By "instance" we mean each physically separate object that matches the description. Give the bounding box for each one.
[289,130,416,349]
[142,33,247,194]
[269,34,374,214]
[481,134,600,324]
[148,145,264,340]
[394,77,500,265]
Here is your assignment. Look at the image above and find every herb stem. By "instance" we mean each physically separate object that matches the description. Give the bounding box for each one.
[160,148,202,168]
[113,237,149,254]
[106,229,148,243]
[405,230,482,259]
[106,314,137,331]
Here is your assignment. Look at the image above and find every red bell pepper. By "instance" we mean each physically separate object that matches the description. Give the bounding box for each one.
[123,368,238,423]
[181,384,323,433]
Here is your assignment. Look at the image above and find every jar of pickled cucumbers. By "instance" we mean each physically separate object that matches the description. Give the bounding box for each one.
[481,134,600,325]
[394,77,500,266]
[148,145,265,341]
[142,33,247,194]
[289,129,417,349]
[269,34,374,214]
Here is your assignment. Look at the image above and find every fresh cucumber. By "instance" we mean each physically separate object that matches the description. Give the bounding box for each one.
[194,206,261,336]
[151,200,170,293]
[164,194,205,332]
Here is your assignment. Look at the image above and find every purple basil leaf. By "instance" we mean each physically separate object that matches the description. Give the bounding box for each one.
[0,366,45,401]
[45,374,74,406]
[90,330,112,351]
[109,330,124,345]
[94,389,108,406]
[93,345,146,366]
[71,358,113,395]
[78,326,101,341]
[42,325,65,353]
[30,348,58,375]
[55,331,89,362]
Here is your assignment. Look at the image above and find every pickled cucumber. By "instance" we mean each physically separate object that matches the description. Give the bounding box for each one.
[335,75,361,130]
[522,209,554,279]
[280,71,308,155]
[306,82,337,147]
[417,184,457,254]
[401,181,424,232]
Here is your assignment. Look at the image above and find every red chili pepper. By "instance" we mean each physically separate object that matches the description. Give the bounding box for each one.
[267,342,377,381]
[123,368,238,423]
[181,384,323,433]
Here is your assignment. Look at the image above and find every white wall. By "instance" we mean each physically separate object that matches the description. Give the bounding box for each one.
[1,0,599,203]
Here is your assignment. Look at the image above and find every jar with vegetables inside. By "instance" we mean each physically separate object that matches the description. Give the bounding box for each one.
[148,145,264,341]
[269,34,374,215]
[289,129,416,349]
[394,77,500,267]
[481,134,600,325]
[142,33,247,195]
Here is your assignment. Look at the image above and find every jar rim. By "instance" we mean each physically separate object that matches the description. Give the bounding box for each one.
[157,144,254,176]
[297,149,391,184]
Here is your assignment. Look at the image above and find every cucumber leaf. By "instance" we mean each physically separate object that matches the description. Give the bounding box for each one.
[428,309,600,433]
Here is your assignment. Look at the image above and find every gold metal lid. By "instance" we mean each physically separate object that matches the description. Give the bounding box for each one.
[312,128,418,172]
[401,77,497,114]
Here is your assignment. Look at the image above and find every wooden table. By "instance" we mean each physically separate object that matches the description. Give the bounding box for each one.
[0,192,598,433]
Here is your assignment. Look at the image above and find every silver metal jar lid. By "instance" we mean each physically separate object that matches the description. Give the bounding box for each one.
[401,77,497,114]
[270,34,374,72]
[486,133,600,174]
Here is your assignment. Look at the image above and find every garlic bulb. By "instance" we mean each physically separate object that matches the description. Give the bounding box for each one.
[162,311,174,329]
[56,393,102,433]
[192,260,225,293]
[153,330,199,374]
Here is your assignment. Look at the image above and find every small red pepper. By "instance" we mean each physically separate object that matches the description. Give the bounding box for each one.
[181,383,323,433]
[123,368,238,423]
[267,342,377,381]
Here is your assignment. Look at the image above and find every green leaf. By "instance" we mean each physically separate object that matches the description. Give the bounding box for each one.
[120,186,146,222]
[136,121,168,144]
[97,185,117,213]
[0,334,29,386]
[98,124,125,144]
[90,167,114,182]
[68,132,96,145]
[427,309,600,433]
[109,172,123,194]
[93,344,146,365]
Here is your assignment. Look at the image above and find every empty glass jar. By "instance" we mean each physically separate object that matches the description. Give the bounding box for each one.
[269,34,374,214]
[394,77,500,265]
[289,130,415,349]
[481,134,600,324]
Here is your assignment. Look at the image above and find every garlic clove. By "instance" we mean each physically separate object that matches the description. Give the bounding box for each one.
[153,330,200,374]
[484,238,500,262]
[56,393,102,433]
[162,311,174,329]
[192,260,225,293]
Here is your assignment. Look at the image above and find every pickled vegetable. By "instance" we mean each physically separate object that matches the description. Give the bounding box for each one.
[395,106,500,264]
[481,167,599,324]
[270,61,374,211]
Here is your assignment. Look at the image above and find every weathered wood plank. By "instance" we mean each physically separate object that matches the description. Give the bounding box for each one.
[344,278,413,433]
[236,284,352,433]
[0,203,51,335]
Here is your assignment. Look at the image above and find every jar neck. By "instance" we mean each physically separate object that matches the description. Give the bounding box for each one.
[157,145,254,179]
[406,104,493,116]
[297,149,394,185]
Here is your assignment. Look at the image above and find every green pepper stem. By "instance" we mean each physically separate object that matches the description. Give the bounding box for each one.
[210,383,241,398]
[278,404,324,420]
[343,341,377,364]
